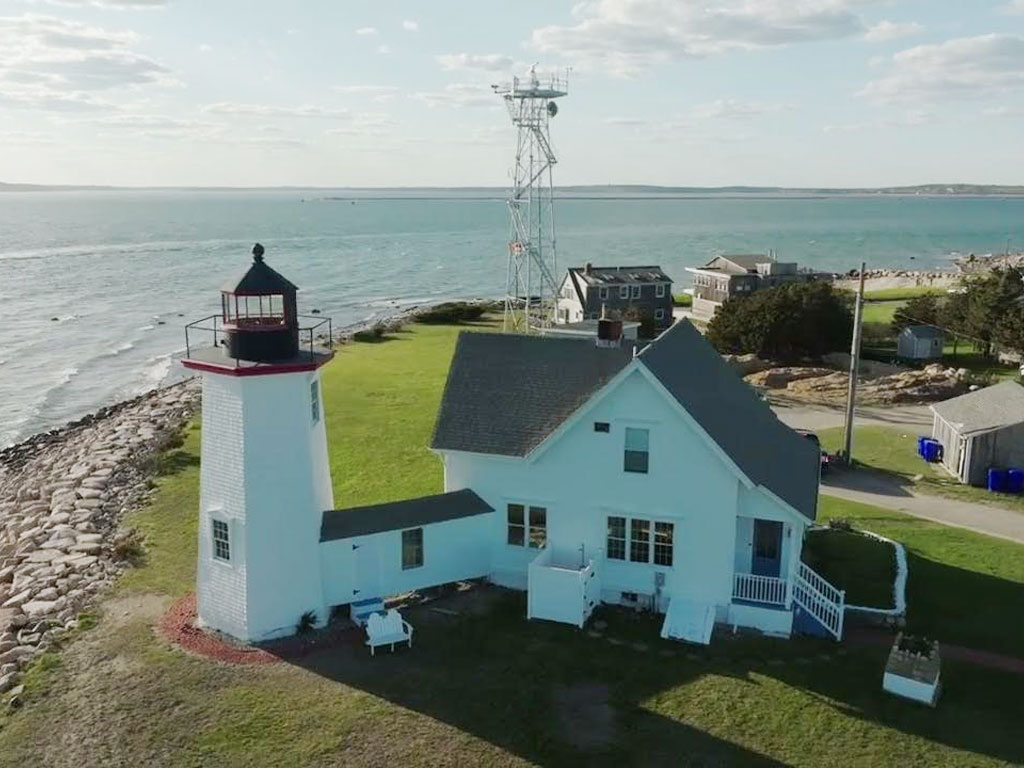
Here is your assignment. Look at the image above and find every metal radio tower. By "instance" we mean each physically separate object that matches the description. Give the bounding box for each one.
[492,67,568,333]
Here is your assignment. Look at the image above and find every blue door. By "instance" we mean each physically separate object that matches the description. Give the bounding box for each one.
[752,520,783,577]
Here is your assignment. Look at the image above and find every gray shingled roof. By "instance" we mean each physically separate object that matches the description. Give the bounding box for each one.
[222,254,298,295]
[320,489,493,541]
[431,322,820,520]
[430,333,634,456]
[931,380,1024,435]
[637,321,820,520]
[570,265,672,286]
[903,325,944,339]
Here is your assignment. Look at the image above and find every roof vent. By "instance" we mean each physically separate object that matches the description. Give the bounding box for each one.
[596,304,622,348]
[584,262,593,274]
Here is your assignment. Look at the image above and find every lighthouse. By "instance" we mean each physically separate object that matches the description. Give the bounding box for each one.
[182,244,334,642]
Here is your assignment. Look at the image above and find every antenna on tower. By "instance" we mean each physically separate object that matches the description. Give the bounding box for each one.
[492,66,569,333]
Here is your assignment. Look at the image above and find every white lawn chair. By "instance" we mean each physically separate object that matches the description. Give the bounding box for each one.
[365,609,414,656]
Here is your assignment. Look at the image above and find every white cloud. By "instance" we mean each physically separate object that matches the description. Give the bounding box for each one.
[377,44,391,55]
[691,98,790,120]
[437,53,514,72]
[861,34,1024,103]
[323,113,396,137]
[413,83,496,108]
[27,0,167,7]
[984,105,1024,117]
[402,20,418,31]
[333,84,398,102]
[864,20,923,43]
[202,102,351,119]
[1000,0,1024,15]
[0,129,55,144]
[87,113,225,139]
[530,0,871,75]
[0,14,176,111]
[355,26,378,36]
[198,43,212,52]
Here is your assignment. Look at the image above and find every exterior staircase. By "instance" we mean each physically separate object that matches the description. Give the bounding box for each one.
[792,562,845,640]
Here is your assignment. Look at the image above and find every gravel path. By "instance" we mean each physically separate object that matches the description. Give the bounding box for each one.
[771,397,934,433]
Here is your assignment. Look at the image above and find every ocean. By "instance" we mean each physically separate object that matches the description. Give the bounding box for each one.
[2,189,1023,448]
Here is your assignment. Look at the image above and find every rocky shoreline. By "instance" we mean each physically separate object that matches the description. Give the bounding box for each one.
[0,379,200,699]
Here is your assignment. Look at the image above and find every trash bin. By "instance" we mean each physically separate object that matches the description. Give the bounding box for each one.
[922,439,943,463]
[1007,469,1024,494]
[988,468,1008,493]
[917,436,929,458]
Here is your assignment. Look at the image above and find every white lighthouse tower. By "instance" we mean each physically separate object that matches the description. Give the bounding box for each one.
[182,244,334,642]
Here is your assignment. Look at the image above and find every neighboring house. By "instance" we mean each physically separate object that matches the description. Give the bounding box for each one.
[543,318,640,343]
[897,325,944,360]
[685,254,827,320]
[186,252,842,647]
[556,264,674,332]
[931,381,1024,486]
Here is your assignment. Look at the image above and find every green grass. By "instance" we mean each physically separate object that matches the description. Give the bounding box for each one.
[2,317,1024,766]
[802,528,896,608]
[862,286,949,301]
[672,293,693,307]
[818,425,1024,514]
[860,300,904,325]
[818,497,1024,658]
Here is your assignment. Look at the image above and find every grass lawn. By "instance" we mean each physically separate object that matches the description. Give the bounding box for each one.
[802,528,896,608]
[673,293,693,307]
[860,300,904,326]
[2,318,1024,766]
[818,425,1024,514]
[862,286,949,301]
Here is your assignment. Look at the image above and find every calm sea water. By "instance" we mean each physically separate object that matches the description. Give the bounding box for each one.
[2,190,1023,447]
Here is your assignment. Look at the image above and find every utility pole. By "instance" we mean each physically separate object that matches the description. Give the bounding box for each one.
[842,262,866,465]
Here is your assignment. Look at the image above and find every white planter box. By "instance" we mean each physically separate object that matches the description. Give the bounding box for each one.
[882,633,941,707]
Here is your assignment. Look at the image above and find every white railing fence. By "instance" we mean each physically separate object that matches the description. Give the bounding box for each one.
[732,573,788,606]
[794,563,845,640]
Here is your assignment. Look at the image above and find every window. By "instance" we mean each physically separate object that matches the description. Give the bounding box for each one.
[593,421,610,433]
[529,506,547,548]
[624,427,649,473]
[654,308,665,321]
[507,504,547,548]
[599,287,609,300]
[619,285,629,299]
[654,522,674,566]
[656,283,666,298]
[310,380,320,424]
[607,516,626,560]
[507,503,525,546]
[630,518,650,562]
[631,285,641,299]
[212,519,230,562]
[402,528,423,569]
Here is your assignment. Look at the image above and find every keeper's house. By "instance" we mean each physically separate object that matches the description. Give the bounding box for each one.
[931,381,1024,486]
[184,248,843,647]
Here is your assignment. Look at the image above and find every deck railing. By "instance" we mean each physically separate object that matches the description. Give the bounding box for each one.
[184,313,332,364]
[733,573,788,606]
[794,563,845,640]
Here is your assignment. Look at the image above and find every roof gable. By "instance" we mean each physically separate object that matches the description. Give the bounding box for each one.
[431,332,633,456]
[637,321,820,520]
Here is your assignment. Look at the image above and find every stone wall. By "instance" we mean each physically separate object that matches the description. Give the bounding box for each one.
[0,379,200,695]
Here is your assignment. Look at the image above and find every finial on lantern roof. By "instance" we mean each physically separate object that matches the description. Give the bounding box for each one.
[252,243,265,263]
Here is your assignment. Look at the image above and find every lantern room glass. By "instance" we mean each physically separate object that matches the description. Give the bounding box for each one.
[221,292,286,327]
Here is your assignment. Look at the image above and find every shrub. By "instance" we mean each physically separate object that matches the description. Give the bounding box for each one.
[112,528,146,565]
[352,324,387,343]
[414,302,486,325]
[828,518,853,532]
[296,610,317,634]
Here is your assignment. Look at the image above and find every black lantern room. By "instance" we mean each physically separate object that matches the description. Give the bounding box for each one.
[220,243,299,362]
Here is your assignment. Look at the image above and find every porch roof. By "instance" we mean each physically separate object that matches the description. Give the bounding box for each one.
[319,489,493,541]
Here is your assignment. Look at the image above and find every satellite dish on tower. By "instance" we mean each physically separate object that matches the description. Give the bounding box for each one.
[547,101,558,118]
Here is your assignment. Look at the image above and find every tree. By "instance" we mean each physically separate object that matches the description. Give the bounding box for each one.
[890,294,941,334]
[997,303,1024,361]
[707,281,853,361]
[961,268,1023,357]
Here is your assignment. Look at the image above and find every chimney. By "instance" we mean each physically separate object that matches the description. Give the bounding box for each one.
[584,262,593,275]
[596,304,622,348]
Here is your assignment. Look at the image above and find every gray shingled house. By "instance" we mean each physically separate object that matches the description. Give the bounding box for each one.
[555,264,674,333]
[931,380,1024,485]
[685,254,826,320]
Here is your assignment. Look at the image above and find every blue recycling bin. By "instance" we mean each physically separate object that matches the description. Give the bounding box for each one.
[917,436,929,458]
[1007,469,1024,494]
[922,439,943,463]
[988,468,1008,493]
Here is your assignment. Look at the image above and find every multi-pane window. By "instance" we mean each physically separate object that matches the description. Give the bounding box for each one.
[507,504,547,548]
[599,287,609,300]
[631,285,641,299]
[402,528,423,569]
[310,380,320,424]
[656,283,666,298]
[609,516,675,567]
[654,522,674,566]
[630,518,650,562]
[594,421,610,433]
[607,516,626,560]
[624,427,650,473]
[507,503,525,546]
[212,519,230,562]
[619,285,629,299]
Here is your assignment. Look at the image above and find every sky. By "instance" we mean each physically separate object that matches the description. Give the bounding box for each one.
[1,0,1023,188]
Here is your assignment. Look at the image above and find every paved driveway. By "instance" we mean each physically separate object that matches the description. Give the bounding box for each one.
[821,468,1024,545]
[771,397,933,433]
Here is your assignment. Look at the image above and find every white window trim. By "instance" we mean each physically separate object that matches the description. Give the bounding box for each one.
[505,499,549,549]
[606,513,675,568]
[655,283,666,298]
[599,286,609,300]
[631,285,641,299]
[619,285,629,299]
[310,378,321,425]
[209,510,234,567]
[654,308,665,320]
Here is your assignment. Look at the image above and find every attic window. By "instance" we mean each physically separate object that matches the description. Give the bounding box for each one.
[594,422,610,433]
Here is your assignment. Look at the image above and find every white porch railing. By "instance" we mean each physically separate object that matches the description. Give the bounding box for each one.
[732,573,788,606]
[793,562,845,640]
